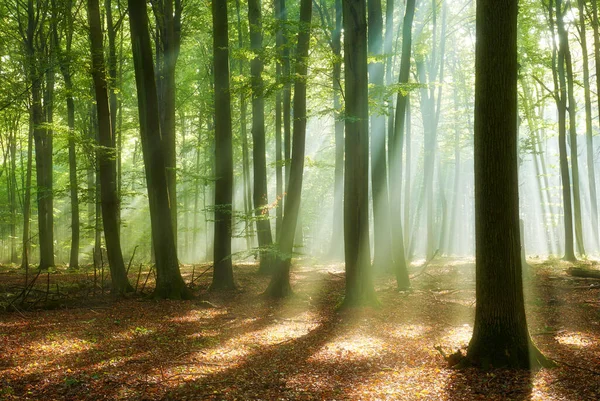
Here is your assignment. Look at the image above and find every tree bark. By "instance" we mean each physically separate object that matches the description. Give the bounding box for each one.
[342,0,378,307]
[248,0,275,274]
[368,0,393,272]
[464,0,550,369]
[128,0,190,299]
[390,0,416,290]
[266,0,312,298]
[210,0,235,290]
[87,0,133,294]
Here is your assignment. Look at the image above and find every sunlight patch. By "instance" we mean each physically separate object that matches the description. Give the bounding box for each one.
[439,324,472,347]
[168,308,227,323]
[555,331,593,347]
[234,320,318,346]
[389,324,429,339]
[31,333,93,356]
[309,333,385,362]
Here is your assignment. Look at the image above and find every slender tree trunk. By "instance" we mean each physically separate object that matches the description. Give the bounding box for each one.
[248,0,275,274]
[267,0,312,298]
[275,0,284,239]
[342,0,378,307]
[330,0,344,260]
[87,0,133,293]
[565,45,585,255]
[578,0,598,249]
[552,0,576,261]
[21,119,33,270]
[464,0,550,369]
[390,0,416,290]
[211,0,235,290]
[128,0,191,299]
[368,0,393,272]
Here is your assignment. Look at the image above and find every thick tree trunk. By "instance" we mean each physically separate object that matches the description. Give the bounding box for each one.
[248,0,275,274]
[152,0,181,247]
[87,0,133,294]
[342,0,378,308]
[128,0,190,299]
[464,0,550,369]
[390,0,416,290]
[211,0,235,290]
[266,0,312,298]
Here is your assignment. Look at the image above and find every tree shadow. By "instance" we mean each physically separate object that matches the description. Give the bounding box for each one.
[445,368,534,401]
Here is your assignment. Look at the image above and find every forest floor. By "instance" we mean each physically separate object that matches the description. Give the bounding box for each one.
[0,257,599,400]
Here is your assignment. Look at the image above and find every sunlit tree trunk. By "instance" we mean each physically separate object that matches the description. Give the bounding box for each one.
[464,0,550,369]
[267,0,312,298]
[551,0,576,261]
[249,0,275,274]
[235,0,254,251]
[88,0,133,293]
[211,0,235,290]
[390,0,415,290]
[368,0,393,272]
[152,0,182,247]
[565,44,585,256]
[21,120,33,270]
[342,0,378,307]
[128,0,191,299]
[578,0,598,249]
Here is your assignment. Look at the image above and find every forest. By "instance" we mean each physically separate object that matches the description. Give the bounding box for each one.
[0,0,599,399]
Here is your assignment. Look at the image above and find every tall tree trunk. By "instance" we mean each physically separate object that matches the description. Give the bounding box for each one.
[211,0,235,290]
[21,119,33,270]
[552,0,576,261]
[235,0,254,251]
[128,0,191,299]
[57,0,79,268]
[564,45,585,255]
[87,0,133,293]
[390,0,416,290]
[578,0,598,249]
[329,0,344,260]
[368,0,393,272]
[248,0,275,274]
[342,0,378,307]
[152,0,182,247]
[266,0,312,298]
[464,0,550,369]
[274,0,284,239]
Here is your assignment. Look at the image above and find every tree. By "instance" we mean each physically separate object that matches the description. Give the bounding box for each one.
[342,0,378,307]
[389,0,416,290]
[248,0,275,274]
[211,0,235,291]
[368,0,393,272]
[462,0,550,368]
[55,0,80,268]
[128,0,191,299]
[152,0,182,246]
[87,0,133,294]
[266,0,312,298]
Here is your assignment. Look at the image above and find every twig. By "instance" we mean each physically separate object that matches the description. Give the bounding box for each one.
[410,249,440,279]
[126,246,138,275]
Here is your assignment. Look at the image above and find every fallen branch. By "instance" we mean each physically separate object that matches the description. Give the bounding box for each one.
[567,267,600,279]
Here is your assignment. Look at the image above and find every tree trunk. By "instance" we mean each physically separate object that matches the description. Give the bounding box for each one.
[211,0,235,290]
[21,118,33,270]
[565,44,585,256]
[578,0,598,249]
[248,0,275,274]
[152,0,182,248]
[464,0,550,369]
[128,0,191,299]
[390,0,416,290]
[275,0,284,239]
[342,0,378,308]
[266,0,312,298]
[368,0,393,272]
[552,0,576,261]
[87,0,133,294]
